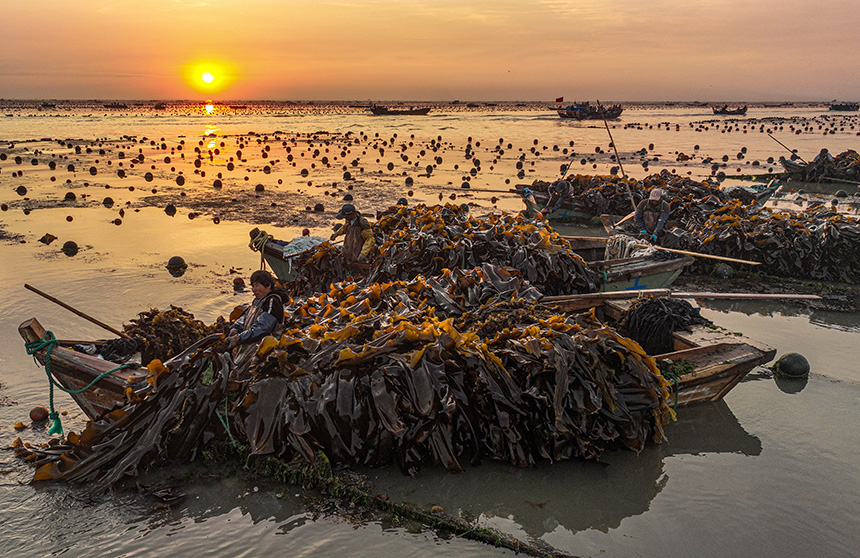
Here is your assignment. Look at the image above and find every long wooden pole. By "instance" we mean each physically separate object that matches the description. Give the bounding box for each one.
[24,283,130,339]
[542,289,821,304]
[562,236,761,265]
[598,100,637,213]
[768,133,809,164]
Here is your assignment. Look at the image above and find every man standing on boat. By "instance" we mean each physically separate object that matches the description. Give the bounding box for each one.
[331,203,377,266]
[635,188,671,244]
[541,180,575,216]
[226,270,285,350]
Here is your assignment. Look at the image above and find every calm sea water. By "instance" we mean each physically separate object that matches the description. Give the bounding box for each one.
[1,102,858,557]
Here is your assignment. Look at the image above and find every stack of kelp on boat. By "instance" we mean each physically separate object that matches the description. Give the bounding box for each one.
[17,205,776,487]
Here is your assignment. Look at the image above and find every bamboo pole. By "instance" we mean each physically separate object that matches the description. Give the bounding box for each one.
[542,289,821,304]
[562,236,761,266]
[598,99,637,213]
[768,133,809,164]
[24,283,130,339]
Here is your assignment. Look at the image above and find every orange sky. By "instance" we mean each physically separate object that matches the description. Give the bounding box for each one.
[1,0,858,101]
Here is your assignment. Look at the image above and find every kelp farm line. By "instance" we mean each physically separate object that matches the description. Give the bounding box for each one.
[530,170,860,282]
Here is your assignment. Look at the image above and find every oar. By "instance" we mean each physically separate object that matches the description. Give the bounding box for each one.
[24,283,131,339]
[768,134,809,164]
[562,236,761,266]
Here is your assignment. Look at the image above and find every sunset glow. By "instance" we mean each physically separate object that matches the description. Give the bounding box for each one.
[1,1,859,101]
[182,60,236,96]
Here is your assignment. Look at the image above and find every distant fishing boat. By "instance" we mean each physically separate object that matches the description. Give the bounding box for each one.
[712,105,748,115]
[829,102,859,111]
[229,105,248,109]
[103,103,127,109]
[557,102,623,120]
[154,103,167,110]
[40,102,56,108]
[368,105,431,116]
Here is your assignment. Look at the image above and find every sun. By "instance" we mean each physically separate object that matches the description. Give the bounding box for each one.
[182,59,237,95]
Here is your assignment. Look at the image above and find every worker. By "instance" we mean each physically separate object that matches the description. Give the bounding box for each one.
[330,203,376,265]
[635,188,671,243]
[541,180,574,215]
[226,269,285,350]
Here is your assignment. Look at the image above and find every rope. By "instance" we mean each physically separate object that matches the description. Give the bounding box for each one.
[215,392,239,447]
[25,331,133,436]
[249,229,274,271]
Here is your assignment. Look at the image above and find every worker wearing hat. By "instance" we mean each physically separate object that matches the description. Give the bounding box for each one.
[331,203,376,264]
[635,188,671,243]
[541,180,575,216]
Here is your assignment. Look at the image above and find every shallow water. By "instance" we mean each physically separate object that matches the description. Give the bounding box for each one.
[1,103,859,557]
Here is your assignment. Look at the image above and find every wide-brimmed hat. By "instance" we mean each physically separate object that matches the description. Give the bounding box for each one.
[335,203,356,218]
[649,188,663,201]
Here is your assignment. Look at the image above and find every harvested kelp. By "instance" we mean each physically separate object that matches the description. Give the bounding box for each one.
[233,264,672,475]
[122,306,229,363]
[287,204,601,297]
[618,297,709,355]
[18,265,673,485]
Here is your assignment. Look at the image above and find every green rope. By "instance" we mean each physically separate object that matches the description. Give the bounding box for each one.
[215,392,239,447]
[25,331,133,436]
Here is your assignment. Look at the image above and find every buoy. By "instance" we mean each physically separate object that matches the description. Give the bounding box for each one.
[773,352,810,378]
[165,203,176,216]
[61,240,79,256]
[166,256,188,277]
[30,405,49,422]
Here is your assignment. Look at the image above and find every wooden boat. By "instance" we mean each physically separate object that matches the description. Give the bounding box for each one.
[712,105,747,115]
[154,103,167,110]
[103,103,128,109]
[368,105,431,116]
[40,102,56,108]
[254,229,692,294]
[19,318,223,420]
[21,293,773,412]
[557,102,623,120]
[829,102,859,111]
[544,296,777,406]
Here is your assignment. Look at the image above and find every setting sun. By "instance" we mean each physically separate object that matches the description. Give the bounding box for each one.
[182,60,237,96]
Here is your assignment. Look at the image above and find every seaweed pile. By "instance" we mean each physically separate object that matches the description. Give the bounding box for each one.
[288,204,601,297]
[531,171,860,282]
[122,306,228,363]
[687,202,860,282]
[17,265,673,485]
[618,297,709,355]
[781,149,860,182]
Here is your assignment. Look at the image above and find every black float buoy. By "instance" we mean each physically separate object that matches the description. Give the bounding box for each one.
[166,256,188,277]
[61,240,79,256]
[773,352,810,378]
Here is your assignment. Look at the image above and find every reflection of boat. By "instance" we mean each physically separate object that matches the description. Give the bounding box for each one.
[365,397,760,539]
[712,105,747,115]
[368,105,431,116]
[829,102,859,111]
[557,102,623,120]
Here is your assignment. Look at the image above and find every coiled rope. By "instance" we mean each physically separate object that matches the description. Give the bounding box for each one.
[249,229,273,271]
[25,331,133,435]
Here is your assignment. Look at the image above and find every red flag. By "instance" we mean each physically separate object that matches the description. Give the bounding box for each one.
[555,96,564,103]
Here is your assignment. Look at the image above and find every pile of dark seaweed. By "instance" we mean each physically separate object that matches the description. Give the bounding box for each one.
[17,262,674,485]
[288,203,601,296]
[530,171,860,282]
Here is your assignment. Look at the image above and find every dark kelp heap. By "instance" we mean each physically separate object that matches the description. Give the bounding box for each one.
[288,204,601,296]
[780,149,860,182]
[16,264,673,485]
[531,171,860,282]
